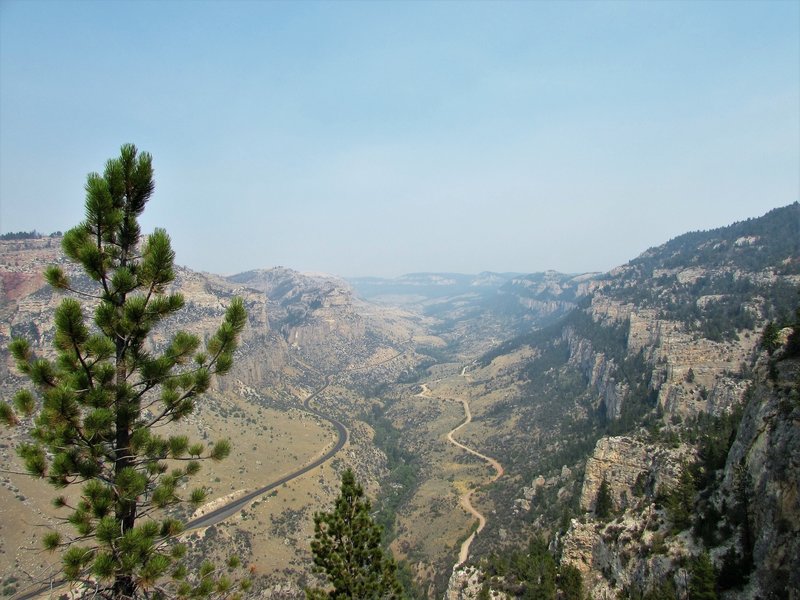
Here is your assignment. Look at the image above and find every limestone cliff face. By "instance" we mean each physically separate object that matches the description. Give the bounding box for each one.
[558,435,697,597]
[572,293,756,426]
[560,508,689,599]
[587,294,758,421]
[563,327,628,421]
[579,436,689,514]
[647,324,755,418]
[718,358,800,598]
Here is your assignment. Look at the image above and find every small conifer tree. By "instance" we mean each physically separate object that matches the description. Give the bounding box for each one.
[595,477,613,520]
[558,564,584,600]
[760,321,781,355]
[306,469,402,599]
[666,463,696,532]
[688,552,717,600]
[1,144,248,599]
[783,306,800,358]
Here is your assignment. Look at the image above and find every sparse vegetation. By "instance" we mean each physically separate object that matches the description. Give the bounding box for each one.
[366,404,420,542]
[0,230,62,240]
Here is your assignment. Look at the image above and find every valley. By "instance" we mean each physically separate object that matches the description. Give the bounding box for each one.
[1,203,799,599]
[417,378,505,567]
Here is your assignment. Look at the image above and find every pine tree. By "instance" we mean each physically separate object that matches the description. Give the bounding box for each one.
[1,144,248,599]
[760,321,781,355]
[557,564,584,600]
[519,536,556,600]
[595,476,613,520]
[306,469,403,599]
[666,462,695,532]
[688,552,717,600]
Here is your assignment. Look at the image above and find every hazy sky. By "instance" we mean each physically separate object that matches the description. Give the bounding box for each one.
[1,1,798,278]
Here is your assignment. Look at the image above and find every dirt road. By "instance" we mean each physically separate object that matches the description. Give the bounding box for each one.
[417,380,504,567]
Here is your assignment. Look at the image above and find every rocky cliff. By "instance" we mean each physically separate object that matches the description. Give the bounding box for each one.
[716,355,800,598]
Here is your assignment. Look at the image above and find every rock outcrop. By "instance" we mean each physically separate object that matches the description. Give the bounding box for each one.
[560,508,691,599]
[564,327,628,421]
[579,436,689,514]
[717,358,800,598]
[445,566,510,600]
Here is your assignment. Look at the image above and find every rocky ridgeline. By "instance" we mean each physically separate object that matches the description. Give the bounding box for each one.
[0,238,273,395]
[488,206,799,599]
[0,237,424,410]
[231,267,418,376]
[1,242,418,395]
[1,238,78,347]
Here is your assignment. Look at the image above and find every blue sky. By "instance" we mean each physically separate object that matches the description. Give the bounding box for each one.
[1,1,798,278]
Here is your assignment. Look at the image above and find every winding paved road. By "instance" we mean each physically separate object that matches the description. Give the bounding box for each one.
[185,376,347,530]
[187,342,412,530]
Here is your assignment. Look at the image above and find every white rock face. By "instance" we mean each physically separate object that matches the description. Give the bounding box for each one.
[445,566,510,600]
[560,507,692,599]
[589,294,757,421]
[579,436,689,513]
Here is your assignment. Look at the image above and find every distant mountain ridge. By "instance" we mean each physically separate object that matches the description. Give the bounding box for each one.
[627,202,799,274]
[347,271,523,301]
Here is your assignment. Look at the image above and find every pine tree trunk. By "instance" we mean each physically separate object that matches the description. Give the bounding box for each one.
[114,332,136,598]
[113,574,136,599]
